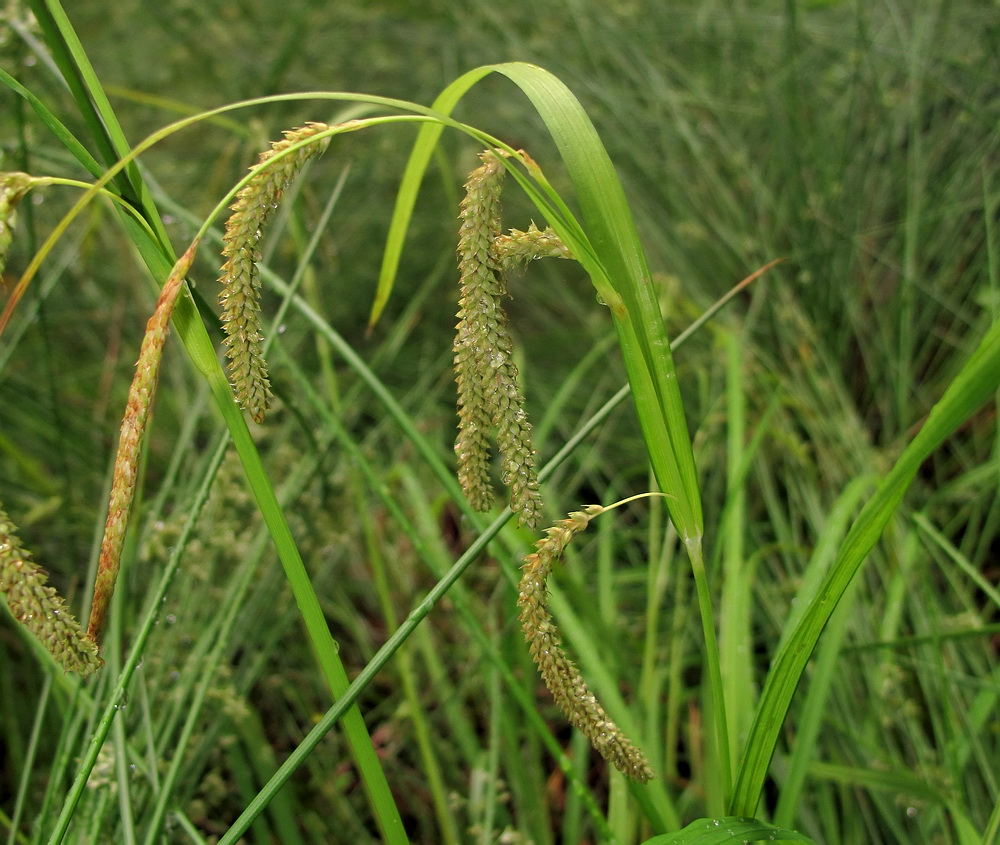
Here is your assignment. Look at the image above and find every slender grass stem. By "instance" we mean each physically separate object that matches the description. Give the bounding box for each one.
[685,537,732,810]
[45,435,229,845]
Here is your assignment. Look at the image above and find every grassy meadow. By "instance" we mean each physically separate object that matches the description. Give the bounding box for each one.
[1,1,998,843]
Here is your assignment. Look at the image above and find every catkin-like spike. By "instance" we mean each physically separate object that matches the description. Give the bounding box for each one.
[87,243,196,643]
[0,172,34,278]
[493,365,544,529]
[454,151,544,527]
[219,122,331,423]
[495,222,573,269]
[455,150,505,512]
[519,505,654,782]
[0,504,102,676]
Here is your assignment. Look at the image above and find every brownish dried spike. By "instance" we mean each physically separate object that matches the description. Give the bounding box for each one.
[87,242,196,643]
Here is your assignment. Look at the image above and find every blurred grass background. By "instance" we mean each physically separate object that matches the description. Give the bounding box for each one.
[1,0,998,842]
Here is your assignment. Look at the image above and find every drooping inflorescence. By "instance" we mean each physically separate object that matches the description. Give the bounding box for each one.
[454,151,506,514]
[219,123,331,423]
[0,504,102,677]
[518,504,654,782]
[87,243,196,643]
[454,151,572,528]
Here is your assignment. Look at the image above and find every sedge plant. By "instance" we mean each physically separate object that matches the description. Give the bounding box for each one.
[1,1,998,843]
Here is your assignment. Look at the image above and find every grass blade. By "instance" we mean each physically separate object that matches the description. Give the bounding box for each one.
[731,314,1000,815]
[641,816,815,844]
[0,67,104,179]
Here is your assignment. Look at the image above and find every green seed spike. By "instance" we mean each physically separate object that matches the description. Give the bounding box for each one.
[0,172,35,279]
[454,150,504,512]
[519,503,654,782]
[219,123,331,423]
[0,504,102,677]
[495,222,573,269]
[454,150,548,527]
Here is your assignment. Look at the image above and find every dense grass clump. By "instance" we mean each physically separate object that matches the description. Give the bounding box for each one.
[1,1,998,844]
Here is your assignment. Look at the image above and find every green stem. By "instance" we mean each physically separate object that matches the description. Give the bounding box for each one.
[686,536,732,810]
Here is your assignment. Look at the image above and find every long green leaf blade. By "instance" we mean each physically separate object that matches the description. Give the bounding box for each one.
[732,315,1000,815]
[0,67,104,179]
[489,63,702,541]
[641,816,815,844]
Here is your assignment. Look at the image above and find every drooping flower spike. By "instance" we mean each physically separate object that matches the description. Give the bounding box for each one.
[87,242,198,643]
[0,504,102,676]
[454,150,571,528]
[0,172,35,279]
[519,496,667,782]
[219,123,331,423]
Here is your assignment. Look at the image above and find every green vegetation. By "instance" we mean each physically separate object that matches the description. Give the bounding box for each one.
[1,1,997,843]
